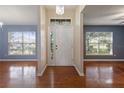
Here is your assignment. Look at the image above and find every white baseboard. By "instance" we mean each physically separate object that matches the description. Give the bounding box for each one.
[37,64,47,76]
[48,65,73,66]
[0,59,38,61]
[84,59,124,61]
[73,64,84,76]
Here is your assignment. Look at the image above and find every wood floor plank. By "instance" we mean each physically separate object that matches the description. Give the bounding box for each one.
[0,61,124,88]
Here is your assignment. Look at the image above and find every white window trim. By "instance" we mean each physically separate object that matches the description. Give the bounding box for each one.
[85,32,113,56]
[8,31,36,56]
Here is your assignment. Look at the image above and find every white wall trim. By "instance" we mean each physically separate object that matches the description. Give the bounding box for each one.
[48,64,73,66]
[73,64,84,76]
[0,59,38,61]
[37,64,47,76]
[84,59,124,61]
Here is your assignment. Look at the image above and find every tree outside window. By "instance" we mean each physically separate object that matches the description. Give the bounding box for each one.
[86,32,113,55]
[8,32,36,55]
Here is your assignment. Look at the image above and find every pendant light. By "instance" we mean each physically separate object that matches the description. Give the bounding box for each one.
[56,5,64,15]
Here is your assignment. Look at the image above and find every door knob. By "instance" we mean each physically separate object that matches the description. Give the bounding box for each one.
[56,45,58,49]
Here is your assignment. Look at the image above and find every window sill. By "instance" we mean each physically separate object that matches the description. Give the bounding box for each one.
[86,54,113,56]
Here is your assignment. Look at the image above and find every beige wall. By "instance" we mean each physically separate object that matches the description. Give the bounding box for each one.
[38,5,85,76]
[46,9,75,26]
[74,5,85,76]
[46,6,85,76]
[37,6,47,76]
[46,8,75,65]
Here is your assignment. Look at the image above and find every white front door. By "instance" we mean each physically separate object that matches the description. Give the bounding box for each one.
[55,25,73,66]
[48,23,73,66]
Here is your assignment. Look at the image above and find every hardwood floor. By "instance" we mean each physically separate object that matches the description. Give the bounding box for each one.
[1,61,124,88]
[84,61,124,88]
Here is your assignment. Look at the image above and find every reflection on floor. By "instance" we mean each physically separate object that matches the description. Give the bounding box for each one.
[0,61,37,88]
[85,61,124,88]
[1,61,124,87]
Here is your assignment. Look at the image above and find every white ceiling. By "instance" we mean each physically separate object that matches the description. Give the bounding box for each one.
[83,5,124,25]
[0,5,39,25]
[45,5,77,11]
[0,5,76,25]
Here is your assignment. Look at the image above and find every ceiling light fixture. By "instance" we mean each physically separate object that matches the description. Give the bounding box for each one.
[120,21,124,24]
[0,22,3,28]
[56,5,64,15]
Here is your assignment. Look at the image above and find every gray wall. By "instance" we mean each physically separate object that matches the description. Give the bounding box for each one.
[0,25,38,59]
[84,25,124,59]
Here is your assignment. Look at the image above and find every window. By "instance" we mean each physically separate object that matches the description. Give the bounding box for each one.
[50,19,71,25]
[86,32,113,55]
[8,32,36,55]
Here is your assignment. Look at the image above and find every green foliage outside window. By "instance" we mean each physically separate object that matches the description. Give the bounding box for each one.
[86,32,113,55]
